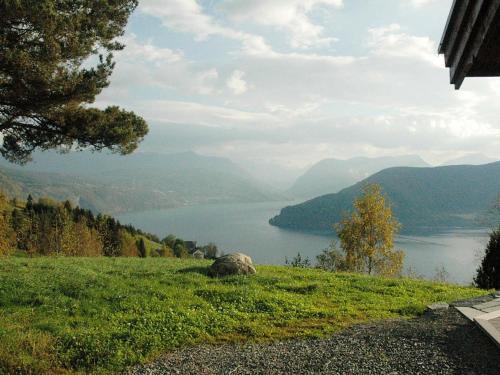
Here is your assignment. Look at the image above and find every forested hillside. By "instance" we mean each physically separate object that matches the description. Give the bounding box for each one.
[0,194,207,258]
[271,162,500,234]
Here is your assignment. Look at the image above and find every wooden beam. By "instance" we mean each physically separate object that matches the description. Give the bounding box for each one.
[440,0,500,89]
[449,0,487,89]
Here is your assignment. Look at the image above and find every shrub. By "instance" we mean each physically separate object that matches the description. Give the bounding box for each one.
[285,252,311,268]
[201,243,218,259]
[316,242,348,272]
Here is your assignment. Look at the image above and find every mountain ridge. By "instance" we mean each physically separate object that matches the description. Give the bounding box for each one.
[271,162,500,234]
[288,155,430,199]
[0,151,284,214]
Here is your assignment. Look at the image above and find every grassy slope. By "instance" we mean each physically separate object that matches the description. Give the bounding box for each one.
[0,257,488,374]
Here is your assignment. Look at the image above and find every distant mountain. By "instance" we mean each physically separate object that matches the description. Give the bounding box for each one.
[0,151,284,214]
[288,155,429,199]
[442,153,497,166]
[270,162,500,234]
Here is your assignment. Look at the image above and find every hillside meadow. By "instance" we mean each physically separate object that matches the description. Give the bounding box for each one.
[0,257,488,374]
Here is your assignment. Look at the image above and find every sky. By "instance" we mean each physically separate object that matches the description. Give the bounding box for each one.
[94,0,500,183]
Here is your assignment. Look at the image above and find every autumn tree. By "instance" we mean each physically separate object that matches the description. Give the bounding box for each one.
[0,0,148,163]
[61,216,103,257]
[335,184,405,277]
[0,192,14,255]
[119,230,138,257]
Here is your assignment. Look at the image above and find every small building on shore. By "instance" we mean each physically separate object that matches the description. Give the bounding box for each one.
[192,250,205,259]
[184,241,197,253]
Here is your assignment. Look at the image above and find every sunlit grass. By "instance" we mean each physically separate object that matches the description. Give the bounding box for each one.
[0,257,488,374]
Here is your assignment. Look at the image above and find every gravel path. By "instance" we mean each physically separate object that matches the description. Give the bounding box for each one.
[128,309,500,375]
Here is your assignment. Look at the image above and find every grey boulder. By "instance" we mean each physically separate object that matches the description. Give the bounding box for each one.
[209,253,256,277]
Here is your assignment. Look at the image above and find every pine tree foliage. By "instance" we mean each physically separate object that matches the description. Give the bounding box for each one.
[475,229,500,289]
[0,0,148,163]
[137,237,146,258]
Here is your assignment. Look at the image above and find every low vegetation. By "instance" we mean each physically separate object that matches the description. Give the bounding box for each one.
[0,257,488,374]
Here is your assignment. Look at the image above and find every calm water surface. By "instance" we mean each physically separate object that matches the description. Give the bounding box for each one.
[117,201,488,285]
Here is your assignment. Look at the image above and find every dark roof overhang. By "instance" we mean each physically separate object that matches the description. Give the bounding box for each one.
[439,0,500,89]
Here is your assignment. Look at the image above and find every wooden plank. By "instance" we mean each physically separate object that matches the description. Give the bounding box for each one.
[475,310,500,348]
[481,306,500,313]
[455,306,486,321]
[472,298,500,311]
[490,317,500,330]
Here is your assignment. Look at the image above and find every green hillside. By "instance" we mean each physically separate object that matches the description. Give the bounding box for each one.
[271,162,500,234]
[0,257,486,374]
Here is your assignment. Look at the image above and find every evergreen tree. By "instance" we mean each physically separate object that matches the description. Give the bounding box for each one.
[137,238,147,258]
[26,195,33,210]
[475,229,500,289]
[0,0,147,163]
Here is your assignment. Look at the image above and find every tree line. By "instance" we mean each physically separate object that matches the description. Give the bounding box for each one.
[0,194,218,259]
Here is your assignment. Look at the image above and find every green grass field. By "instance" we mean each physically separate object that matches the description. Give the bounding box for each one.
[0,257,488,374]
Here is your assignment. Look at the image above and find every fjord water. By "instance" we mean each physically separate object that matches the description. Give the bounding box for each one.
[117,201,488,285]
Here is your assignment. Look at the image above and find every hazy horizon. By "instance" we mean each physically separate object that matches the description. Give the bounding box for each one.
[81,0,500,177]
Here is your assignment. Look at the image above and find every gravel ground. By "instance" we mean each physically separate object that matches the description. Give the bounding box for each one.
[128,309,500,375]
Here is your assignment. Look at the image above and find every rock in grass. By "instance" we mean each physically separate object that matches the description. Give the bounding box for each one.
[209,253,256,277]
[425,302,449,316]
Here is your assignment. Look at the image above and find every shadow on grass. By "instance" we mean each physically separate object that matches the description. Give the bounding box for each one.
[177,266,211,276]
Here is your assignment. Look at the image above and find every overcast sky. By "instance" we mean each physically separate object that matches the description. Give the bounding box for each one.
[95,0,500,175]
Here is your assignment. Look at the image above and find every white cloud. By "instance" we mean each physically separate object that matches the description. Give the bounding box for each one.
[118,34,184,64]
[221,0,342,49]
[409,0,436,8]
[139,0,273,55]
[367,24,441,67]
[101,34,222,98]
[134,100,279,129]
[226,70,249,95]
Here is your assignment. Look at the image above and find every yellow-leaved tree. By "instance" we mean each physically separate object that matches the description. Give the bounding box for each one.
[0,192,15,256]
[335,184,405,277]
